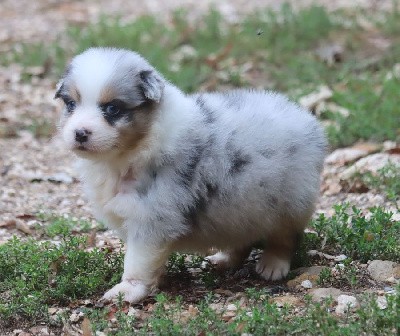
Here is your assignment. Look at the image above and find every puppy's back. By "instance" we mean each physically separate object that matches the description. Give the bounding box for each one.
[178,89,326,248]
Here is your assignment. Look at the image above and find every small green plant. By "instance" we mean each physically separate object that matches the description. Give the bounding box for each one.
[310,204,400,262]
[317,260,360,289]
[360,163,400,202]
[0,236,123,325]
[36,213,94,237]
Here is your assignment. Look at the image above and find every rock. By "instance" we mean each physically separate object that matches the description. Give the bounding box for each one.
[376,296,388,309]
[383,141,398,151]
[48,307,58,315]
[69,311,84,323]
[209,303,223,313]
[368,260,400,282]
[29,327,50,335]
[287,273,319,288]
[298,266,326,276]
[341,153,400,180]
[271,295,302,307]
[226,304,238,311]
[325,148,369,166]
[315,43,344,65]
[310,288,342,302]
[335,295,358,314]
[315,102,349,118]
[301,280,313,289]
[299,85,333,111]
[384,286,394,293]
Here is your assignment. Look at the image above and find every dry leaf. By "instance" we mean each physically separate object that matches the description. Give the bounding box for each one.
[0,219,16,228]
[15,219,32,235]
[81,317,93,336]
[87,230,96,248]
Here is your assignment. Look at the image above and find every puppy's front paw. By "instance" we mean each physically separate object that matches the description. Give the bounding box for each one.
[256,253,290,281]
[102,280,149,303]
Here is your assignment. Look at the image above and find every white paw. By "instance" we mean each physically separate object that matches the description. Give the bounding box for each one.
[205,251,232,269]
[256,254,290,281]
[102,280,149,303]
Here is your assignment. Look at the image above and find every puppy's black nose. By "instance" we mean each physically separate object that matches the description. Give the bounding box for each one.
[75,128,91,143]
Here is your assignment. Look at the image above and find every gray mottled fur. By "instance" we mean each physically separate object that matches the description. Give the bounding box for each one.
[56,48,327,302]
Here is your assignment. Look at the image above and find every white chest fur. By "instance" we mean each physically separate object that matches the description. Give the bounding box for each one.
[77,159,125,230]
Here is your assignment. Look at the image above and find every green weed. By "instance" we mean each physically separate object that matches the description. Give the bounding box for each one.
[317,260,361,289]
[359,163,400,202]
[0,236,123,325]
[310,204,400,262]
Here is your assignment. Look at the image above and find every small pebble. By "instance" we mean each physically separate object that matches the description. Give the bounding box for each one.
[301,280,313,289]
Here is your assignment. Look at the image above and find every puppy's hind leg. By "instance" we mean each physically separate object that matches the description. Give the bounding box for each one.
[206,246,252,269]
[256,229,303,281]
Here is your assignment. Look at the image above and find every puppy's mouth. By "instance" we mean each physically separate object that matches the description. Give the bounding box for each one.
[72,144,97,154]
[76,145,87,151]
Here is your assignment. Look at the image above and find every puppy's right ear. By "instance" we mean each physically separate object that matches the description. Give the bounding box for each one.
[139,70,164,103]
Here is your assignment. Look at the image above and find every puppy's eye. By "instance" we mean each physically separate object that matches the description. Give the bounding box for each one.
[103,104,120,115]
[66,100,76,113]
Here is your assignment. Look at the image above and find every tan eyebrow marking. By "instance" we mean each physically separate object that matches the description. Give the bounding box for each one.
[63,83,81,103]
[99,85,115,105]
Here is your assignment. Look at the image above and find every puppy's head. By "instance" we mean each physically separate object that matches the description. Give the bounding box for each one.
[55,48,164,158]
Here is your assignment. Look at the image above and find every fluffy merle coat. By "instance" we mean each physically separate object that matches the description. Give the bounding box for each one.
[55,48,326,302]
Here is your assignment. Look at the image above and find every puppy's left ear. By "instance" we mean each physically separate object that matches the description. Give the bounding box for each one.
[54,80,64,99]
[139,70,164,103]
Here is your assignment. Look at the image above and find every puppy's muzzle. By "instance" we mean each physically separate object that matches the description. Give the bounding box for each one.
[75,128,92,144]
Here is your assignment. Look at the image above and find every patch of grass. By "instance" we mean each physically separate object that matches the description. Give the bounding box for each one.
[0,236,123,326]
[317,260,362,289]
[83,288,399,335]
[310,204,400,262]
[36,213,95,237]
[328,76,400,147]
[359,162,400,202]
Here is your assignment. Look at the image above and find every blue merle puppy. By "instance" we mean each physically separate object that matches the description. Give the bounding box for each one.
[55,47,326,303]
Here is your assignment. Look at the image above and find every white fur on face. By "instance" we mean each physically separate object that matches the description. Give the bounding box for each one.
[71,49,123,104]
[61,105,119,154]
[57,48,160,157]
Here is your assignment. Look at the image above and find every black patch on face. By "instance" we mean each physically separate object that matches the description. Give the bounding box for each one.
[260,148,277,159]
[100,99,135,125]
[229,150,251,174]
[196,96,216,124]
